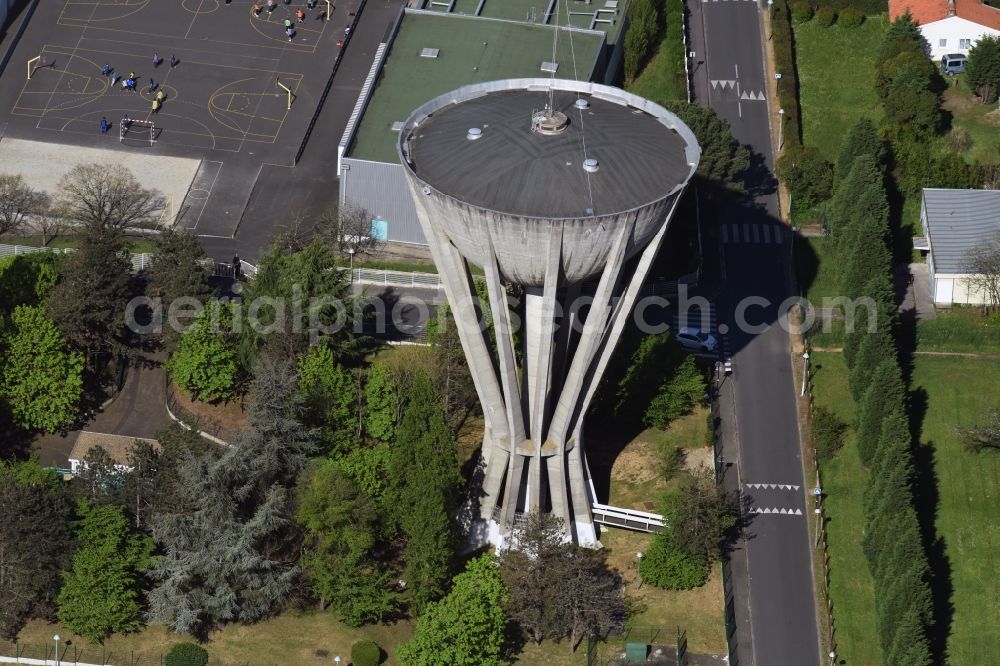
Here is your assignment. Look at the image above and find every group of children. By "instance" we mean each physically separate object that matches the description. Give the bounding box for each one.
[99,54,176,133]
[253,0,326,41]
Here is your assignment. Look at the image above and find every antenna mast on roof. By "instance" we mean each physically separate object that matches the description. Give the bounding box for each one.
[547,0,559,112]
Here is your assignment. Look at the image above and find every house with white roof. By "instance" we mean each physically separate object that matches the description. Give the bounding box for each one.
[917,188,1000,306]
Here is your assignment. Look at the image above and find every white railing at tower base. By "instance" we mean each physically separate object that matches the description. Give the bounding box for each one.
[591,503,666,533]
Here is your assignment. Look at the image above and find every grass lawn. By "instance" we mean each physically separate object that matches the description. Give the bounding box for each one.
[916,308,1000,354]
[794,19,885,160]
[628,41,684,106]
[809,351,1000,665]
[809,352,881,665]
[908,355,1000,664]
[942,77,1000,165]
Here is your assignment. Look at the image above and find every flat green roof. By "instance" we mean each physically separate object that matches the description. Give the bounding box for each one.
[347,11,604,163]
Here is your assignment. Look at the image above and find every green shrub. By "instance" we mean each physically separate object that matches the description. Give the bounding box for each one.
[771,0,802,148]
[838,7,865,26]
[644,355,706,430]
[351,639,382,666]
[812,405,848,461]
[658,444,686,480]
[814,5,837,25]
[806,0,885,13]
[791,0,814,23]
[639,533,710,590]
[165,643,208,666]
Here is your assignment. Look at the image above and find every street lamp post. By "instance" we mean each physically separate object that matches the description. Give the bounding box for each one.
[801,351,810,397]
[334,656,341,666]
[636,552,644,590]
[829,650,836,665]
[778,108,785,150]
[347,247,356,284]
[53,635,60,666]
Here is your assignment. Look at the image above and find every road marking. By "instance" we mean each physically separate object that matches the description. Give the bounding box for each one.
[721,224,730,243]
[752,225,760,243]
[762,225,771,243]
[751,507,804,515]
[745,483,801,490]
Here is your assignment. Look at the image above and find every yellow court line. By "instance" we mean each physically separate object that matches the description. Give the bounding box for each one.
[58,0,150,23]
[40,43,305,78]
[11,49,109,115]
[55,20,324,55]
[21,111,281,145]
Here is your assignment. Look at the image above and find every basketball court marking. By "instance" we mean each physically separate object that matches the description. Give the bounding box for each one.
[12,44,303,149]
[58,1,330,54]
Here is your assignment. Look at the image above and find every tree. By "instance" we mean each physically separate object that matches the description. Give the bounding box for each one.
[498,513,628,651]
[0,252,60,315]
[0,305,84,432]
[297,344,359,455]
[829,156,889,260]
[364,362,398,442]
[397,554,508,666]
[835,118,885,183]
[56,163,166,234]
[389,371,461,614]
[639,531,710,589]
[0,460,73,639]
[855,358,906,466]
[73,445,126,506]
[146,228,214,347]
[963,232,1000,313]
[661,469,737,565]
[46,230,132,362]
[665,102,750,187]
[958,408,1000,453]
[123,439,159,529]
[56,502,154,643]
[623,0,660,84]
[317,202,386,258]
[644,354,706,429]
[238,239,357,370]
[847,328,896,401]
[426,305,477,427]
[776,145,834,210]
[165,300,239,402]
[146,361,316,635]
[0,173,45,237]
[967,35,1000,103]
[295,458,396,625]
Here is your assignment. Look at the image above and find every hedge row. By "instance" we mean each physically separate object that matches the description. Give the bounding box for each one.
[806,0,886,14]
[664,0,688,99]
[771,0,803,149]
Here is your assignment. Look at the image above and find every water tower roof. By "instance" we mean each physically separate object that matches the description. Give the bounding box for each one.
[400,80,696,219]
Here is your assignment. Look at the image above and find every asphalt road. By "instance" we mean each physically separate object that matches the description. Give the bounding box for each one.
[689,1,823,664]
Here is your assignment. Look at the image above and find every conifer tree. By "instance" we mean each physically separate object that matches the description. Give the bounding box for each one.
[847,328,896,401]
[147,361,316,636]
[835,117,885,183]
[364,362,398,442]
[389,370,461,614]
[855,358,905,466]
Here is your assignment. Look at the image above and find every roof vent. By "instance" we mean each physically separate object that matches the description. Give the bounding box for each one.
[574,98,590,110]
[391,121,404,132]
[466,127,483,140]
[540,61,558,73]
[583,158,599,173]
[420,48,440,58]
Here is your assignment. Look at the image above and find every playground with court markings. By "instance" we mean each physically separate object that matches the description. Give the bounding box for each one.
[0,0,353,236]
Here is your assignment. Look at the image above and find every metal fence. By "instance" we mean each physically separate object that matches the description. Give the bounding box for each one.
[0,640,290,666]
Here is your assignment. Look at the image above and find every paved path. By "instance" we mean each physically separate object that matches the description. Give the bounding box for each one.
[31,353,170,469]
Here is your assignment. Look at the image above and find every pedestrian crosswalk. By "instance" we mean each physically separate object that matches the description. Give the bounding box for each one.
[721,223,788,245]
[671,302,717,337]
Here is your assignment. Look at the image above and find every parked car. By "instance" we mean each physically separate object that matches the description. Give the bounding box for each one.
[941,53,967,74]
[676,327,718,352]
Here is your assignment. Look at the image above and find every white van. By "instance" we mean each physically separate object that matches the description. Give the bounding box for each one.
[941,53,967,74]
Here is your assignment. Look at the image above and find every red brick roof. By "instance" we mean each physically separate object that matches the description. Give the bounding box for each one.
[890,0,1000,31]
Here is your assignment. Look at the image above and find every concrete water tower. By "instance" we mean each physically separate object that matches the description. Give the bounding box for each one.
[398,79,700,547]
